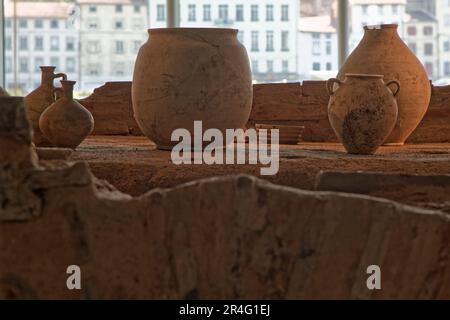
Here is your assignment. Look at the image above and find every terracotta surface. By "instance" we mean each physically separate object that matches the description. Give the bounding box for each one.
[337,24,431,145]
[132,28,253,150]
[66,136,450,212]
[24,66,67,147]
[2,100,450,299]
[39,80,94,149]
[80,81,450,144]
[327,74,399,154]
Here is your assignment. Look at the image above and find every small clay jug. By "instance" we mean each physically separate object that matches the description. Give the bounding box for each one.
[39,80,94,149]
[24,66,67,146]
[0,86,9,97]
[327,73,400,155]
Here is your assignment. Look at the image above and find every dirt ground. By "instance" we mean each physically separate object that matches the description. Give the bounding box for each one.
[40,135,450,211]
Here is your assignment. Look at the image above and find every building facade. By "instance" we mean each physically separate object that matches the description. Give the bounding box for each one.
[4,1,79,94]
[297,15,338,79]
[403,9,439,79]
[349,0,407,51]
[75,0,149,92]
[148,0,300,82]
[436,0,450,78]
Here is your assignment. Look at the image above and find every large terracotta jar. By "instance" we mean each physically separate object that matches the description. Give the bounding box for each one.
[337,24,431,145]
[24,66,67,146]
[39,80,94,149]
[327,74,400,155]
[132,28,253,150]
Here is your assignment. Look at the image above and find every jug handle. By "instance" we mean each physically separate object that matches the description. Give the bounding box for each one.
[326,78,342,95]
[52,87,64,102]
[386,80,400,97]
[53,72,67,81]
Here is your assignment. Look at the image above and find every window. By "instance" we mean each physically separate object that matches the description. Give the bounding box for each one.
[115,4,123,13]
[282,60,289,73]
[392,5,398,14]
[203,5,211,21]
[238,31,244,44]
[362,5,368,15]
[281,31,289,52]
[445,62,450,76]
[115,21,124,29]
[6,57,12,73]
[35,36,44,51]
[34,20,43,28]
[50,20,59,29]
[19,58,29,73]
[424,43,433,56]
[236,5,244,22]
[219,5,229,21]
[66,37,75,51]
[312,41,320,56]
[445,14,450,27]
[89,5,97,13]
[267,60,274,73]
[408,42,417,54]
[134,5,141,13]
[326,41,332,55]
[378,5,383,15]
[88,20,98,30]
[312,63,320,71]
[157,5,166,21]
[326,62,332,71]
[252,60,259,73]
[50,57,60,69]
[88,64,101,76]
[444,41,450,52]
[266,31,274,52]
[87,41,100,53]
[114,63,125,76]
[251,5,259,22]
[281,5,289,21]
[116,41,125,54]
[19,19,27,28]
[66,58,76,73]
[133,40,141,53]
[251,31,259,51]
[266,5,274,22]
[19,36,28,50]
[50,36,59,51]
[5,36,12,50]
[407,26,417,36]
[5,20,11,28]
[188,4,196,22]
[35,57,44,72]
[425,62,433,76]
[423,26,433,36]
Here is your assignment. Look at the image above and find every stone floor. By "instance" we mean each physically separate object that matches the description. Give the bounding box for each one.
[39,135,450,212]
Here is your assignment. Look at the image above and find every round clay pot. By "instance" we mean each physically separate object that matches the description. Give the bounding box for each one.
[132,28,253,150]
[39,80,94,149]
[337,24,431,145]
[327,73,400,155]
[24,66,67,146]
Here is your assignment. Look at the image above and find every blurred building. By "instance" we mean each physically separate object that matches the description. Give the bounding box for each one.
[75,0,149,92]
[148,0,300,82]
[349,0,407,51]
[403,9,439,79]
[4,1,79,93]
[297,15,338,79]
[436,0,450,78]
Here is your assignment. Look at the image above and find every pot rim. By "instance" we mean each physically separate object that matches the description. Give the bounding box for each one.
[148,27,238,35]
[364,23,398,30]
[345,73,384,78]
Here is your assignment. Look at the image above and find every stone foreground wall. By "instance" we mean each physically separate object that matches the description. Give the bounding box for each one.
[80,81,450,143]
[1,98,450,299]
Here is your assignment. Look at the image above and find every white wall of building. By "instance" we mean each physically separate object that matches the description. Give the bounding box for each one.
[436,0,450,77]
[350,0,407,51]
[148,0,299,82]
